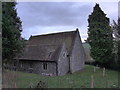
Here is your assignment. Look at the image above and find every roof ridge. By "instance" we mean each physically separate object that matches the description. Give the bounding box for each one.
[30,30,77,38]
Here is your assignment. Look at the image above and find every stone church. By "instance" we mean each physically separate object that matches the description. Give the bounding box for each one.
[16,28,86,76]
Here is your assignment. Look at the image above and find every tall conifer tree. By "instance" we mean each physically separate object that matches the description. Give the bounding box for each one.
[2,2,24,63]
[87,4,113,67]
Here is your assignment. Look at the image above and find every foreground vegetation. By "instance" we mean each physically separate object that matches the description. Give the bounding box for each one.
[3,65,118,88]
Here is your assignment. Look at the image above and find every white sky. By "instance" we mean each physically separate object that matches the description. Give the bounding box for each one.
[16,1,118,42]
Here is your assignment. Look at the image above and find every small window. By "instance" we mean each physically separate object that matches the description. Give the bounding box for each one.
[43,63,47,70]
[67,54,69,57]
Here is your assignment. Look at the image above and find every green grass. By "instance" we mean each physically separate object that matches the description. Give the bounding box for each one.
[14,65,118,88]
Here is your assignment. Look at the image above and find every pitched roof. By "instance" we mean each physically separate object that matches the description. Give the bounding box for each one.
[17,29,79,61]
[18,45,62,61]
[28,30,77,54]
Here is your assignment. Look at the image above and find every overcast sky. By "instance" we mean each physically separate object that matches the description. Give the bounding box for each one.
[16,2,118,42]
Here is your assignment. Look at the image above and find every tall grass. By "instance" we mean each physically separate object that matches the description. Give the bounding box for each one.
[2,69,19,88]
[2,65,118,88]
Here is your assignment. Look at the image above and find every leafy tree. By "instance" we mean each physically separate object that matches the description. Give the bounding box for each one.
[87,4,114,67]
[118,19,120,69]
[0,32,1,68]
[112,18,120,70]
[2,2,24,63]
[118,39,120,71]
[111,18,120,63]
[112,18,120,41]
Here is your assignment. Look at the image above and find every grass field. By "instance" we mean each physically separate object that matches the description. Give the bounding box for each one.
[3,65,118,88]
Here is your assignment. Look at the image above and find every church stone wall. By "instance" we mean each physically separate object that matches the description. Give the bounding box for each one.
[57,44,69,76]
[18,60,57,76]
[70,31,85,73]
